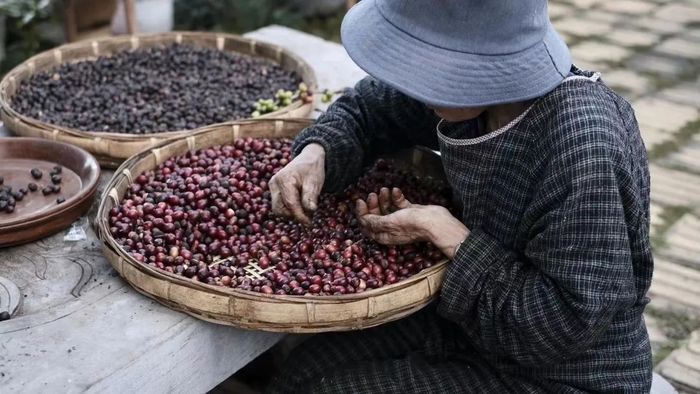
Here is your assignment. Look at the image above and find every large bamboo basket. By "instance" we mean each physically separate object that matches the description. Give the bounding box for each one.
[0,32,317,169]
[95,119,450,332]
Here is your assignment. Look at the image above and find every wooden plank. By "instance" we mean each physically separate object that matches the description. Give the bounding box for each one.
[0,26,366,393]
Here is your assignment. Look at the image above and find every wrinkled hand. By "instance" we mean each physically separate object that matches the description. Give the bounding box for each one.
[356,187,470,258]
[269,143,325,226]
[356,187,431,244]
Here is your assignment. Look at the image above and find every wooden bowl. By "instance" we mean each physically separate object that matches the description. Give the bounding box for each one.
[0,137,100,247]
[95,119,450,333]
[0,31,317,168]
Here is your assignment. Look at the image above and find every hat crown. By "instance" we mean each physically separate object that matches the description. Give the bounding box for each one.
[377,0,549,55]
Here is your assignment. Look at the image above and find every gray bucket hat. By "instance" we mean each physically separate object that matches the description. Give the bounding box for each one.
[340,0,572,108]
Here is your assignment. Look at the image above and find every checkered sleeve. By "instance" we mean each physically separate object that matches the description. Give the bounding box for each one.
[437,109,638,366]
[292,77,439,192]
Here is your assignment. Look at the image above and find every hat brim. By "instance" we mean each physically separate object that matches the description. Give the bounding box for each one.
[340,0,572,108]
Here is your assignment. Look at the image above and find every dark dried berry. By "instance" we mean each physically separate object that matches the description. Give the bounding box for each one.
[0,311,10,321]
[52,165,62,174]
[0,201,6,210]
[51,175,62,184]
[30,168,42,179]
[42,187,52,196]
[28,183,38,192]
[12,44,301,134]
[5,205,14,213]
[56,197,65,204]
[18,188,28,195]
[52,185,61,193]
[12,191,23,201]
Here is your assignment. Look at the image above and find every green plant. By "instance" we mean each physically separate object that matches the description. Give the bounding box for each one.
[0,0,59,74]
[174,0,304,33]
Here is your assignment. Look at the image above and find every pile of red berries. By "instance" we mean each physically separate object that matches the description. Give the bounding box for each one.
[109,138,452,296]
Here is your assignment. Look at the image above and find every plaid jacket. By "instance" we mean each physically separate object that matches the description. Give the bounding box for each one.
[287,68,653,392]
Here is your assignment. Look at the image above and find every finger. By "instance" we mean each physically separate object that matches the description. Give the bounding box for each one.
[392,187,411,209]
[301,176,321,212]
[356,199,369,217]
[366,193,381,215]
[378,187,391,214]
[371,232,393,245]
[359,213,390,233]
[270,180,291,217]
[279,180,311,226]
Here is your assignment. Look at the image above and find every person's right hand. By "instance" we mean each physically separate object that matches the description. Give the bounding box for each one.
[269,143,325,226]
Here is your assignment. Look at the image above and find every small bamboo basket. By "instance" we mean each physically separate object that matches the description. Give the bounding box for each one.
[95,119,449,332]
[0,32,317,168]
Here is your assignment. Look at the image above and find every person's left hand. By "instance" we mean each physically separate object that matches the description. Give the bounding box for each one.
[356,187,470,258]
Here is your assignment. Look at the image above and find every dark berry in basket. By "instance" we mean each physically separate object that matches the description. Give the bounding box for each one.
[18,188,28,195]
[30,168,42,179]
[0,311,10,321]
[0,201,6,210]
[42,187,52,196]
[28,183,38,192]
[51,175,62,184]
[109,138,453,296]
[5,204,14,213]
[52,185,61,193]
[12,191,23,201]
[12,44,301,134]
[57,197,65,204]
[52,165,62,174]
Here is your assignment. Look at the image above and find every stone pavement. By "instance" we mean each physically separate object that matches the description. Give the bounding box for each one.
[550,0,700,390]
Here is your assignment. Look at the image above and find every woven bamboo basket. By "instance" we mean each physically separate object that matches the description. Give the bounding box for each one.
[95,118,450,332]
[0,32,317,169]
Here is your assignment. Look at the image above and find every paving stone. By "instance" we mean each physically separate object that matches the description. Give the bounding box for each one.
[663,213,700,267]
[649,165,700,206]
[648,258,700,315]
[655,37,700,60]
[607,28,660,48]
[633,97,699,133]
[660,82,700,107]
[631,17,686,34]
[656,330,700,392]
[651,202,664,228]
[602,0,657,15]
[548,2,575,20]
[558,0,604,8]
[644,313,670,350]
[572,59,609,73]
[603,69,653,96]
[585,10,624,23]
[683,29,700,41]
[640,124,674,148]
[655,3,700,24]
[665,139,700,173]
[629,53,694,76]
[554,17,612,37]
[571,41,632,63]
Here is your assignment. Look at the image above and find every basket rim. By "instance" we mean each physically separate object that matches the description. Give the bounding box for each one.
[0,31,318,141]
[95,118,449,305]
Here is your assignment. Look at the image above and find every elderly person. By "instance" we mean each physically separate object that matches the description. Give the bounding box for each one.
[267,0,653,392]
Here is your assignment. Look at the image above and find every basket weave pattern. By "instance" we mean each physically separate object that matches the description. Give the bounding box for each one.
[95,119,449,332]
[0,32,317,168]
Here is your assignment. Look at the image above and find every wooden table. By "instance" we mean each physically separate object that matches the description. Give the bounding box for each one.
[0,26,364,393]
